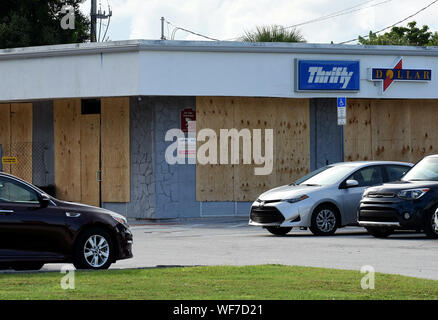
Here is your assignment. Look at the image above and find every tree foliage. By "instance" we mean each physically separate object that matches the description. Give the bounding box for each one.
[242,25,306,43]
[358,21,438,46]
[0,0,90,49]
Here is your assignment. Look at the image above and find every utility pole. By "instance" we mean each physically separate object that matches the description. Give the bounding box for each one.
[161,17,166,40]
[91,0,97,42]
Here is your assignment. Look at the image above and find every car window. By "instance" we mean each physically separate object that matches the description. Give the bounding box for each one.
[294,166,329,185]
[402,157,438,181]
[347,166,384,187]
[0,177,39,204]
[298,165,355,186]
[385,165,410,182]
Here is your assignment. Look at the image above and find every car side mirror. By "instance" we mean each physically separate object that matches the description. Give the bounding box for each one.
[39,194,51,208]
[344,179,359,188]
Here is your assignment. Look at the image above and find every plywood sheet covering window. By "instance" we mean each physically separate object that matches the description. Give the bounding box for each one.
[196,97,235,201]
[233,98,277,201]
[101,97,130,203]
[54,99,82,202]
[344,99,372,161]
[275,99,310,187]
[409,100,438,162]
[10,103,33,182]
[0,103,33,182]
[81,115,101,207]
[345,99,438,164]
[196,97,310,202]
[370,100,411,162]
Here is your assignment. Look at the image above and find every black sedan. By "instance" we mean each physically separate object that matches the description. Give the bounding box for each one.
[0,172,133,271]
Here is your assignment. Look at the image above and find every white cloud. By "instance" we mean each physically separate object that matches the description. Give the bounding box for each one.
[82,0,438,43]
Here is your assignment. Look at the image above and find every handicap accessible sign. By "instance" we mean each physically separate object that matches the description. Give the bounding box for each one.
[337,97,347,126]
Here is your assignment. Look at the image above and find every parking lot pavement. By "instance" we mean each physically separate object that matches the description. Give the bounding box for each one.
[17,218,438,280]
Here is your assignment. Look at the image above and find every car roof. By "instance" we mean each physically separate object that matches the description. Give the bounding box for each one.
[424,154,438,159]
[329,161,414,168]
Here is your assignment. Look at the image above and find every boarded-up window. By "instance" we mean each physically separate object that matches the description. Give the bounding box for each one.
[54,99,82,202]
[101,97,130,203]
[196,97,310,202]
[345,99,438,164]
[54,97,130,205]
[0,103,33,183]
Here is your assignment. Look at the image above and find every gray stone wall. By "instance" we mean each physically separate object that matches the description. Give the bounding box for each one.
[32,101,54,187]
[152,96,199,219]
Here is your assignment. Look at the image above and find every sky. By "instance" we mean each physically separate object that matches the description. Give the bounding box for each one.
[80,0,438,44]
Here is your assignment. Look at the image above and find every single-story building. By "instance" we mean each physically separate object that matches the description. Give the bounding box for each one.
[0,40,437,219]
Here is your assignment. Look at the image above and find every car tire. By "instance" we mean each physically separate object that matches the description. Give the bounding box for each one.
[424,208,438,239]
[11,262,44,271]
[266,227,292,236]
[73,228,114,270]
[365,227,393,238]
[309,205,338,236]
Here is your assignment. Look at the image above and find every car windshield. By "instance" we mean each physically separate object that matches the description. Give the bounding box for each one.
[293,166,328,185]
[297,165,355,186]
[402,157,438,181]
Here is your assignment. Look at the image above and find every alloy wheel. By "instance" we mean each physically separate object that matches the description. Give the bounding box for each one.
[83,235,110,268]
[316,209,336,233]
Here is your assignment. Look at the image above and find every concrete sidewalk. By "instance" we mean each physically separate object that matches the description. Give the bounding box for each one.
[127,216,249,226]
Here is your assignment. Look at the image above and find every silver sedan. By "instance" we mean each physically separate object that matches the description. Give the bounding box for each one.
[249,161,413,236]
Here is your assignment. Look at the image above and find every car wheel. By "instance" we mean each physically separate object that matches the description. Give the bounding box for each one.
[73,228,114,270]
[266,227,292,236]
[11,262,44,271]
[310,206,338,236]
[365,227,393,238]
[424,208,438,239]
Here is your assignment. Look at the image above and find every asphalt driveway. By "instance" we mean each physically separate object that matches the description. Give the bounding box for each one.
[32,217,438,280]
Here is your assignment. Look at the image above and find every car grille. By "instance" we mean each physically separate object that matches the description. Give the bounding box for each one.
[250,206,285,224]
[359,208,399,222]
[366,192,396,198]
[256,199,282,204]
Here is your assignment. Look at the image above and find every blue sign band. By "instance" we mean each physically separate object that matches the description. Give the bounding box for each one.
[297,60,360,91]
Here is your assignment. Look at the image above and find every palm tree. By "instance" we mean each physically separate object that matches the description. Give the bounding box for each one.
[241,25,306,43]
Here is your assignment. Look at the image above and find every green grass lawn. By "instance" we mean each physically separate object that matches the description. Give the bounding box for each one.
[0,265,437,300]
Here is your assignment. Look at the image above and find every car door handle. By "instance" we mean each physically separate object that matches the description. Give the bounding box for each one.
[0,209,13,215]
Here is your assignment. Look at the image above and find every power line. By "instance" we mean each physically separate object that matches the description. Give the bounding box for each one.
[163,0,437,44]
[163,0,393,42]
[339,0,438,44]
[287,0,392,29]
[166,20,220,41]
[164,1,389,43]
[223,0,393,41]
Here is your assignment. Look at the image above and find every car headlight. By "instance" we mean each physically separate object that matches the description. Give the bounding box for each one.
[282,195,309,203]
[111,215,128,225]
[397,188,430,200]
